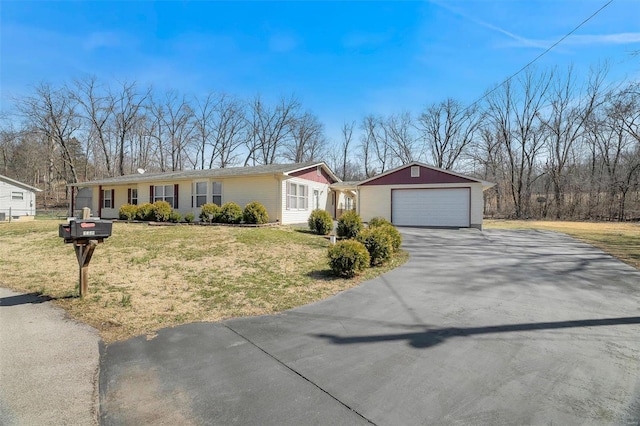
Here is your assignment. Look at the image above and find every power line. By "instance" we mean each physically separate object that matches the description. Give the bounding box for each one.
[466,0,614,111]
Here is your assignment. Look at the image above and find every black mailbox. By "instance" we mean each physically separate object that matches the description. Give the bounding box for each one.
[59,220,113,241]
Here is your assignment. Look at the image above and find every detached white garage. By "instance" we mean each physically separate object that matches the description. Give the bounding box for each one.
[357,162,493,229]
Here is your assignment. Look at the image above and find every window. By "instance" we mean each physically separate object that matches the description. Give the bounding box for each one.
[11,192,23,200]
[411,166,420,178]
[286,182,308,210]
[193,182,207,207]
[102,189,112,209]
[346,197,353,210]
[128,188,138,205]
[212,182,222,206]
[153,185,175,208]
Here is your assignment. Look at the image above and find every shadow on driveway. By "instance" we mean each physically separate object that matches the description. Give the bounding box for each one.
[315,316,640,349]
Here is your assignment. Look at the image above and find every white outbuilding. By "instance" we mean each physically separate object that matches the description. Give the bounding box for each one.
[356,162,494,229]
[0,174,41,221]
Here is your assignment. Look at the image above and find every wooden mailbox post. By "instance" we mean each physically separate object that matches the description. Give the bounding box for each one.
[59,218,113,297]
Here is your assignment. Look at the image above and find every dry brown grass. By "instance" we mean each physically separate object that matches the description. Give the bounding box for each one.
[485,220,640,270]
[0,221,407,342]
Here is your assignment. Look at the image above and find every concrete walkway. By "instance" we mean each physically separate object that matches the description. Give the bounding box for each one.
[100,229,640,425]
[0,288,100,426]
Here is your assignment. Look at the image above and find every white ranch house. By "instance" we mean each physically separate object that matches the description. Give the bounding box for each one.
[0,174,41,221]
[68,161,493,228]
[68,162,353,224]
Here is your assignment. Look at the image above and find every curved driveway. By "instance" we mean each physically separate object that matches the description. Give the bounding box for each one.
[100,229,640,425]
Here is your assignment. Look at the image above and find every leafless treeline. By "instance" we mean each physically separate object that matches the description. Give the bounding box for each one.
[1,65,639,220]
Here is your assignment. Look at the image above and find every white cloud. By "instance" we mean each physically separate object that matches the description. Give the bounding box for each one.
[558,32,640,46]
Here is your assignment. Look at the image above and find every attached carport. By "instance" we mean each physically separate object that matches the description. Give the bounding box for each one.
[357,162,493,229]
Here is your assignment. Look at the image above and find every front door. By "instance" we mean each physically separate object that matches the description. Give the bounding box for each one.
[313,190,320,210]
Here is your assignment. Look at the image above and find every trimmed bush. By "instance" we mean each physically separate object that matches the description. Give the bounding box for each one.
[219,202,243,224]
[243,201,269,224]
[328,240,370,278]
[368,217,391,228]
[378,224,402,252]
[118,204,138,220]
[184,213,195,223]
[168,211,182,223]
[308,209,333,235]
[199,203,221,223]
[152,201,172,222]
[337,210,363,239]
[356,227,393,266]
[136,202,154,221]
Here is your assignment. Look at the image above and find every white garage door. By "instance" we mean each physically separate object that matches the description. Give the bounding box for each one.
[391,188,470,227]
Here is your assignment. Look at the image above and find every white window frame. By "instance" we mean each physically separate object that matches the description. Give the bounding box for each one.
[11,192,23,200]
[212,181,222,206]
[411,166,420,178]
[193,181,208,207]
[102,189,112,209]
[130,188,138,205]
[153,185,175,208]
[286,182,308,210]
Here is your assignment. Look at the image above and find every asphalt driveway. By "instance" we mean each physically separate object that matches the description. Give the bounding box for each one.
[100,229,640,425]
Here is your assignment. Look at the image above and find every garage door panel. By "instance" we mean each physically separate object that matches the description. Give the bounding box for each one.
[392,188,470,227]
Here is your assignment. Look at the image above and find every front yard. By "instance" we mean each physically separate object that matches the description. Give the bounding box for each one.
[0,221,407,342]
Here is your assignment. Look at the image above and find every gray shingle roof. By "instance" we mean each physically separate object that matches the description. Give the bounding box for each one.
[0,174,43,192]
[69,162,333,187]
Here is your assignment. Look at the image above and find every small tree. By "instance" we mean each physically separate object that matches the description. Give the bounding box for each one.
[337,210,363,239]
[243,201,269,224]
[368,217,390,228]
[377,224,402,252]
[219,202,243,224]
[136,203,154,221]
[308,209,333,235]
[199,203,221,222]
[118,204,138,220]
[328,240,370,278]
[356,227,393,266]
[152,201,172,222]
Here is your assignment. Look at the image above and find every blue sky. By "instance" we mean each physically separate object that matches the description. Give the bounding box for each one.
[2,0,640,143]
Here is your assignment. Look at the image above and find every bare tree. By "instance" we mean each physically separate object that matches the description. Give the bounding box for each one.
[16,83,82,186]
[72,76,116,177]
[538,65,606,218]
[417,98,479,169]
[483,69,552,218]
[385,112,416,165]
[210,94,247,168]
[193,92,216,169]
[284,112,326,163]
[113,81,149,175]
[245,94,300,165]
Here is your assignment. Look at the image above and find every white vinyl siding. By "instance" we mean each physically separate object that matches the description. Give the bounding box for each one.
[0,179,37,218]
[281,178,330,224]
